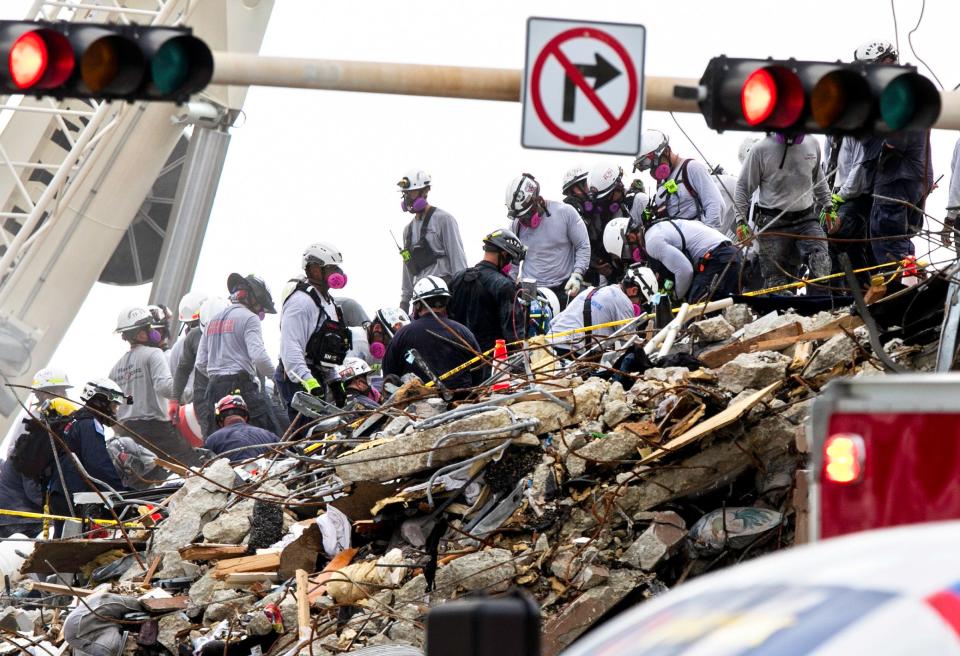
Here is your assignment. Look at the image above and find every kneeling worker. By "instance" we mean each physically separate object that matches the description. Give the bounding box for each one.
[205,394,279,464]
[604,215,740,303]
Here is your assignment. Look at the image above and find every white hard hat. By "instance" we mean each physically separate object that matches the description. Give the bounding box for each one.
[412,275,450,304]
[397,169,431,192]
[335,357,372,382]
[854,40,898,63]
[81,377,129,405]
[586,163,624,199]
[375,307,411,337]
[738,136,761,165]
[633,130,669,172]
[32,367,72,391]
[178,291,209,323]
[622,264,659,303]
[505,173,540,217]
[562,166,588,194]
[199,296,230,329]
[537,287,561,318]
[115,306,152,333]
[602,217,631,259]
[303,242,343,269]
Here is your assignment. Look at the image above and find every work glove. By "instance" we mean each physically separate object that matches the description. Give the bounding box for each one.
[167,400,180,424]
[831,193,845,208]
[819,208,841,235]
[735,222,752,243]
[942,217,957,248]
[302,377,322,396]
[564,272,584,297]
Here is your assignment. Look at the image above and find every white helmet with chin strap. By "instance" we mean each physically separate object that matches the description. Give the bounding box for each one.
[505,173,540,218]
[412,275,450,305]
[562,166,588,195]
[854,40,898,63]
[634,130,669,172]
[303,242,343,269]
[622,264,659,303]
[602,217,631,259]
[32,368,72,391]
[81,377,130,405]
[587,163,624,199]
[178,291,209,323]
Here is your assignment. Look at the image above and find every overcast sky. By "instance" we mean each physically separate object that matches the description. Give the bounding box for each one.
[6,0,957,401]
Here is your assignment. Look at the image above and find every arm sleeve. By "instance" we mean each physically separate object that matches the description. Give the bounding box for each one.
[838,140,866,200]
[195,332,208,375]
[278,296,315,383]
[948,138,960,217]
[440,214,469,273]
[566,207,592,274]
[498,280,522,343]
[80,423,125,491]
[242,315,275,378]
[648,231,695,298]
[810,141,833,211]
[150,349,174,400]
[735,150,761,222]
[172,331,198,401]
[381,336,404,379]
[689,163,724,230]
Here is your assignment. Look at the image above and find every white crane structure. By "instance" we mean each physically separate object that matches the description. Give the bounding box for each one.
[0,0,274,439]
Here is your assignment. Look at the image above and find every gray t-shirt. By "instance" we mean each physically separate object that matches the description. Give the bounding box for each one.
[196,303,274,380]
[110,344,174,422]
[511,200,591,287]
[400,206,468,310]
[549,285,636,349]
[645,219,729,298]
[735,136,832,220]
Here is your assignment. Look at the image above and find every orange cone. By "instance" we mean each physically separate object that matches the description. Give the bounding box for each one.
[492,339,510,391]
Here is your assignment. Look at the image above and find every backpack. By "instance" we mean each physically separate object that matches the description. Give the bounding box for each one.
[9,411,70,480]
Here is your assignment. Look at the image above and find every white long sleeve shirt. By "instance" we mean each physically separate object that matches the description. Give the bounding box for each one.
[652,159,725,231]
[279,284,340,384]
[549,285,636,349]
[644,219,730,298]
[511,200,591,287]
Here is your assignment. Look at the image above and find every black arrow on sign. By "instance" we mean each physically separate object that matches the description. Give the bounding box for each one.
[562,52,622,123]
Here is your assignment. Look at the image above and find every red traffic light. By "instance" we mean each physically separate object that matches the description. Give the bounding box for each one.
[8,28,73,90]
[741,66,803,128]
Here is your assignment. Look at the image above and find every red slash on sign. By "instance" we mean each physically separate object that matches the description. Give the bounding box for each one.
[530,27,638,147]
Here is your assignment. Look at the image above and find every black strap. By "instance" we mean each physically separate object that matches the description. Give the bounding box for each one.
[582,287,599,347]
[655,159,703,220]
[404,207,436,249]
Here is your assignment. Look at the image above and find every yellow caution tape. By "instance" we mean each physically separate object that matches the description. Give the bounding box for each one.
[0,507,144,528]
[425,258,927,386]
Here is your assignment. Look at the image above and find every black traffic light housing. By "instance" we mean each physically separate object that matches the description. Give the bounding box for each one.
[0,20,212,102]
[698,56,940,135]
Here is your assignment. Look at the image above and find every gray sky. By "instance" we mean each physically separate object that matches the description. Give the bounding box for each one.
[6,0,957,398]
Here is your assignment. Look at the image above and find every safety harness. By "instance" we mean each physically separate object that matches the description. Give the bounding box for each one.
[281,280,352,381]
[581,287,599,349]
[654,159,704,221]
[403,207,443,277]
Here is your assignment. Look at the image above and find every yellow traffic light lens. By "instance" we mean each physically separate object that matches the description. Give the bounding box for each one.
[810,70,871,130]
[10,31,47,89]
[811,75,845,127]
[81,38,119,92]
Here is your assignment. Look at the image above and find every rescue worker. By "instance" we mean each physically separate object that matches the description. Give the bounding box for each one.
[582,163,630,284]
[169,291,208,407]
[147,304,173,350]
[204,394,279,464]
[110,306,200,466]
[366,307,411,362]
[49,379,128,529]
[276,243,353,419]
[333,357,381,409]
[197,273,282,435]
[605,214,741,303]
[549,264,656,352]
[633,130,725,232]
[528,288,560,336]
[397,169,468,312]
[191,296,229,437]
[384,276,481,390]
[1,368,78,537]
[505,172,590,309]
[561,166,589,214]
[942,135,960,247]
[734,133,833,290]
[448,229,526,353]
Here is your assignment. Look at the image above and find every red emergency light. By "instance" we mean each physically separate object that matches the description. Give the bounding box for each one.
[824,433,865,484]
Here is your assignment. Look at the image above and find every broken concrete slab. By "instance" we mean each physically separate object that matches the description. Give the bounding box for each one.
[601,399,633,430]
[805,330,863,375]
[201,500,253,545]
[434,548,517,595]
[723,304,755,330]
[566,430,644,478]
[621,511,686,571]
[691,315,735,343]
[718,351,791,394]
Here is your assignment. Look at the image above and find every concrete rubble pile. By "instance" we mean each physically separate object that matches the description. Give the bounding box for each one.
[0,300,936,656]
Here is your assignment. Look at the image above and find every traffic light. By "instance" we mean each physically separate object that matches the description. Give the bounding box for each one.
[0,21,212,102]
[698,56,941,135]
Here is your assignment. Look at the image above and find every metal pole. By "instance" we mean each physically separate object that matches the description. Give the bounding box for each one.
[211,52,960,128]
[211,52,701,113]
[148,121,232,337]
